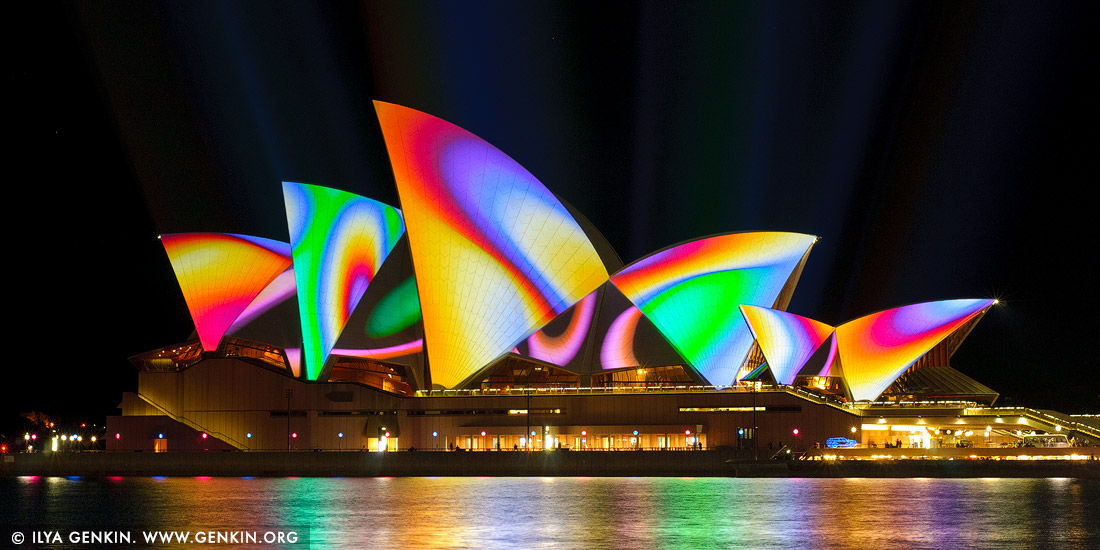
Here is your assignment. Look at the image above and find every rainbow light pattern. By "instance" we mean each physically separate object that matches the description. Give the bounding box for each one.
[283,182,405,380]
[835,299,995,401]
[228,267,297,332]
[610,232,816,386]
[600,305,646,370]
[808,333,838,377]
[739,305,836,385]
[160,233,292,352]
[526,291,597,366]
[375,101,609,388]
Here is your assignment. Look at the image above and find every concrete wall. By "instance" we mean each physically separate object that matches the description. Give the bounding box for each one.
[114,358,861,454]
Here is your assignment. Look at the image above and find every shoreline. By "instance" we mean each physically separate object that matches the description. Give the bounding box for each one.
[4,450,1099,478]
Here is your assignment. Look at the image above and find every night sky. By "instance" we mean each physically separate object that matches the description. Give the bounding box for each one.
[7,1,1097,434]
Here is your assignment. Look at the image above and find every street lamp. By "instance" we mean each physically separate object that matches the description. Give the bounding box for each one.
[285,389,293,452]
[752,381,761,461]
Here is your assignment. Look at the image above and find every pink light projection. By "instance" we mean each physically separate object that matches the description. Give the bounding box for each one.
[835,299,996,401]
[739,305,835,385]
[332,339,424,361]
[526,291,597,366]
[160,233,293,352]
[600,305,646,370]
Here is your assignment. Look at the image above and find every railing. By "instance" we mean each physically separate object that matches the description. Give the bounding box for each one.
[416,385,720,397]
[960,407,1100,440]
[134,393,249,450]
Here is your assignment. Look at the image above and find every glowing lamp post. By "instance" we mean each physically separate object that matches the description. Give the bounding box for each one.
[202,432,208,451]
[285,389,293,452]
[752,381,761,461]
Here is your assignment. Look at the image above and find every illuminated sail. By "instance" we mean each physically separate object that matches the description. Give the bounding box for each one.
[283,181,405,380]
[610,232,816,386]
[375,101,609,388]
[160,233,292,352]
[740,305,836,385]
[836,299,995,401]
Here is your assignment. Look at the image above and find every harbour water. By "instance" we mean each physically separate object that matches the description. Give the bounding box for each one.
[4,476,1099,549]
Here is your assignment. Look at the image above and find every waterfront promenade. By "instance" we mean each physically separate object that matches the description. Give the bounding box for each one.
[3,450,1098,478]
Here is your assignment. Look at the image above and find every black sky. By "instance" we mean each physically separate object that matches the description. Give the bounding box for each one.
[6,1,1097,434]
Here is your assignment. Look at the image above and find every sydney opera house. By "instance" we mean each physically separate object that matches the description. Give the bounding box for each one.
[107,102,1097,456]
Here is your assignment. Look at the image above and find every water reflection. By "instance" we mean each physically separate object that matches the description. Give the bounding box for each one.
[3,477,1098,549]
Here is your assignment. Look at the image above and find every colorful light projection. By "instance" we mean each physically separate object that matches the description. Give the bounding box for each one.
[526,291,597,366]
[283,182,405,380]
[739,305,836,385]
[600,305,646,370]
[835,299,996,401]
[365,276,422,338]
[332,339,424,361]
[228,267,298,331]
[805,333,838,378]
[610,232,816,387]
[375,101,609,388]
[160,233,293,352]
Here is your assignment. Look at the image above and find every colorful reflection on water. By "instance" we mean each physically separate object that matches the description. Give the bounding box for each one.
[4,476,1099,549]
